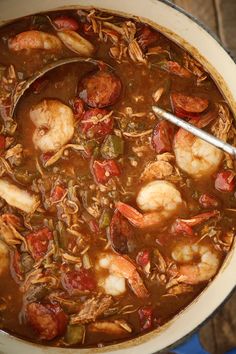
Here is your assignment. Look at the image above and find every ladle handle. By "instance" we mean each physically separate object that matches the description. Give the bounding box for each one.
[152,106,236,159]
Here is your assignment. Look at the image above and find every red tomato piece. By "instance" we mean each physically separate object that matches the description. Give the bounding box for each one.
[92,160,120,184]
[136,250,150,267]
[0,135,5,150]
[109,209,133,254]
[152,120,174,153]
[79,108,113,139]
[53,16,79,31]
[138,306,153,331]
[27,302,68,340]
[199,193,220,208]
[73,97,85,120]
[26,227,52,261]
[137,25,159,51]
[171,93,209,114]
[215,170,235,192]
[61,269,96,295]
[51,185,66,202]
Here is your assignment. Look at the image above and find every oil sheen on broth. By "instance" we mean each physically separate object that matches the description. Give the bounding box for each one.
[0,8,235,348]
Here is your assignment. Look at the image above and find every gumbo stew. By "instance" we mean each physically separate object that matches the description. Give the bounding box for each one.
[0,7,235,348]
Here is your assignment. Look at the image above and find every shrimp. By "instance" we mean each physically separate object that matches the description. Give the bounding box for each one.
[57,30,95,56]
[0,240,9,276]
[8,30,62,51]
[30,99,74,153]
[0,179,39,213]
[174,128,223,179]
[117,180,184,228]
[97,253,148,298]
[172,243,220,284]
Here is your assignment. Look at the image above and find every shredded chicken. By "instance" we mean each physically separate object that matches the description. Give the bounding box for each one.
[70,295,113,324]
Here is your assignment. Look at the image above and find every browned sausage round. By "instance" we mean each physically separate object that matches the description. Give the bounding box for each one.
[171,92,209,113]
[27,302,68,340]
[78,70,122,108]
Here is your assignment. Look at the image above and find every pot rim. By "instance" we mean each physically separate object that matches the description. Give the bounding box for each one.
[0,1,236,353]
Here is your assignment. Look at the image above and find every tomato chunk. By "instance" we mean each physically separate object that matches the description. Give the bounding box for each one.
[51,185,66,202]
[27,302,68,340]
[26,227,52,261]
[138,306,153,331]
[199,193,220,208]
[92,160,120,184]
[152,120,174,153]
[215,170,235,192]
[109,209,134,254]
[79,108,113,139]
[53,16,79,31]
[61,269,96,295]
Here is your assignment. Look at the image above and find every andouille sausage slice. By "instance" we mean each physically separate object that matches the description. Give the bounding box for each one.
[171,92,209,114]
[78,70,122,108]
[27,302,68,340]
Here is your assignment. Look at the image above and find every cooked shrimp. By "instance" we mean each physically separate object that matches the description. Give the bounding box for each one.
[174,128,223,179]
[57,30,95,56]
[0,179,39,213]
[97,253,148,298]
[0,240,9,276]
[30,99,74,153]
[117,180,184,228]
[8,30,62,51]
[172,243,220,284]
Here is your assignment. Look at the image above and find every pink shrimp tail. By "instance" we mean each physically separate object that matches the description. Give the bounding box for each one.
[116,202,144,227]
[180,210,220,226]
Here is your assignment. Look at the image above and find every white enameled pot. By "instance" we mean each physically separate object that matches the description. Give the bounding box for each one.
[0,1,236,353]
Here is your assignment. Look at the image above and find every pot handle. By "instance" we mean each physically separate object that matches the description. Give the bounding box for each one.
[171,333,209,354]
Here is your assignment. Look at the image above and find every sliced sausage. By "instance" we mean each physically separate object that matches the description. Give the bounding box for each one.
[78,70,122,108]
[27,302,68,340]
[171,92,209,114]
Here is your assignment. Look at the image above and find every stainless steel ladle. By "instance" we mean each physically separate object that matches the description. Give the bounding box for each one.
[10,56,112,117]
[152,105,236,159]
